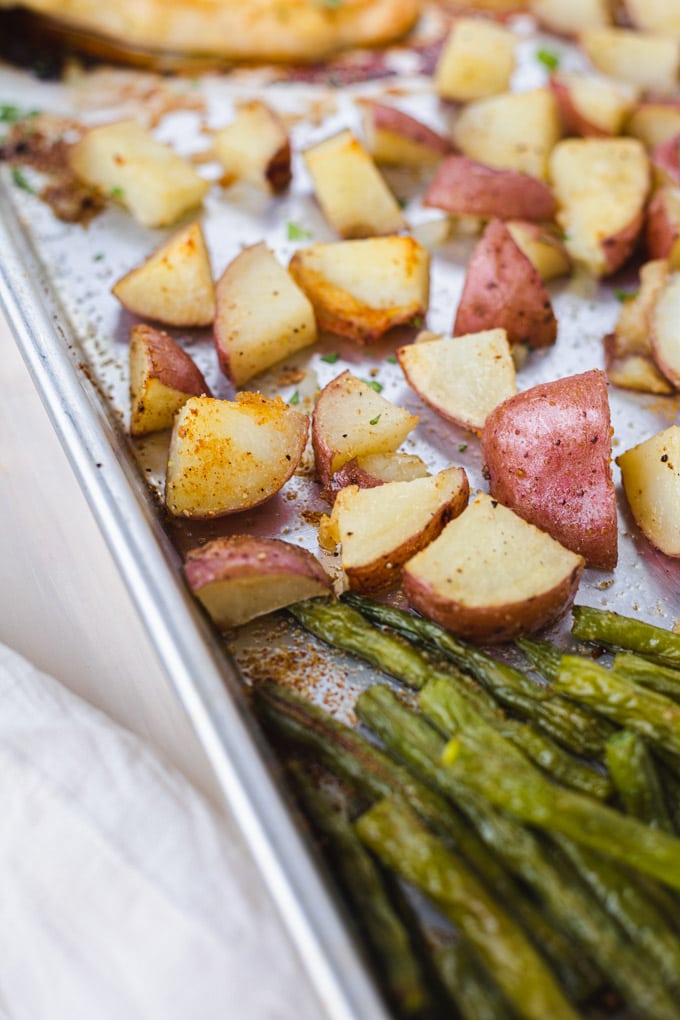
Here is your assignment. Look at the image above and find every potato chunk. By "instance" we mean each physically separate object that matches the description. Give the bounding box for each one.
[604,259,674,395]
[361,101,451,167]
[129,324,211,436]
[617,426,680,557]
[435,18,516,102]
[581,28,679,97]
[166,393,308,518]
[68,119,209,228]
[214,100,291,194]
[530,0,612,35]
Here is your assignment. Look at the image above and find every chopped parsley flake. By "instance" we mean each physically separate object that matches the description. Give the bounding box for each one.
[289,389,300,405]
[110,186,125,199]
[362,379,383,393]
[321,352,340,364]
[614,288,638,303]
[11,167,35,193]
[93,252,104,262]
[458,443,468,453]
[0,104,39,123]
[369,414,381,425]
[286,221,313,241]
[537,48,560,72]
[386,354,397,364]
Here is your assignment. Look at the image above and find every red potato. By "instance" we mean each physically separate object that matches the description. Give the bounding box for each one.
[312,370,419,488]
[423,156,557,223]
[550,73,638,138]
[323,451,429,501]
[549,137,650,277]
[481,369,618,570]
[505,221,571,280]
[646,188,680,267]
[184,536,331,629]
[626,103,680,150]
[129,324,211,436]
[398,328,517,432]
[622,0,680,39]
[360,101,451,167]
[530,0,612,36]
[617,426,680,557]
[580,28,679,98]
[402,492,585,644]
[604,334,675,395]
[329,466,470,593]
[214,100,291,194]
[166,393,308,518]
[650,269,680,389]
[604,259,674,395]
[652,134,680,188]
[453,219,557,349]
[112,221,215,328]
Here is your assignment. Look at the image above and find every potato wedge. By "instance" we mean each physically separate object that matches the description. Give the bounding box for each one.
[549,137,649,276]
[451,88,561,182]
[646,188,680,267]
[288,236,429,345]
[530,0,612,35]
[622,0,680,39]
[312,370,419,487]
[68,119,209,228]
[505,221,571,280]
[551,73,638,138]
[360,101,451,167]
[303,129,406,238]
[481,369,618,569]
[330,467,469,593]
[651,133,680,188]
[214,242,316,387]
[323,451,429,501]
[604,259,674,394]
[166,393,308,518]
[423,156,557,222]
[650,269,680,388]
[402,492,585,644]
[112,221,215,327]
[617,426,680,557]
[214,100,291,194]
[434,18,516,102]
[398,329,517,432]
[184,536,331,629]
[454,219,557,349]
[581,28,679,97]
[626,102,680,150]
[129,324,211,436]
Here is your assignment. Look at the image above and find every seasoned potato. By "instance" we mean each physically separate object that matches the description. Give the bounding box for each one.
[454,219,557,349]
[581,28,679,97]
[112,221,215,327]
[549,137,650,276]
[505,221,571,281]
[288,236,429,345]
[650,269,680,389]
[129,324,211,437]
[329,467,469,593]
[452,89,561,182]
[324,451,429,501]
[398,329,517,432]
[550,73,638,138]
[214,100,291,194]
[214,242,317,387]
[604,259,674,395]
[651,133,680,188]
[646,188,680,267]
[68,119,209,228]
[622,0,680,39]
[402,493,585,644]
[166,393,308,518]
[626,103,680,150]
[360,101,451,167]
[303,129,406,238]
[434,18,516,102]
[424,156,557,223]
[481,369,618,569]
[312,370,419,487]
[530,0,612,35]
[184,536,331,629]
[617,427,680,557]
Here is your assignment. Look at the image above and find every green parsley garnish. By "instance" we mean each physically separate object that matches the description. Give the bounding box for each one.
[289,390,300,405]
[362,378,383,393]
[0,104,39,123]
[369,415,381,425]
[412,316,423,328]
[536,48,560,72]
[458,443,468,453]
[110,186,125,199]
[386,354,397,364]
[321,352,339,364]
[11,167,35,194]
[614,288,638,303]
[396,197,408,209]
[93,252,104,262]
[287,221,313,241]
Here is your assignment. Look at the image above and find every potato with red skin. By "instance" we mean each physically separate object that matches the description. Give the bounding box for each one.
[321,451,428,503]
[361,101,451,167]
[652,134,680,187]
[550,73,637,138]
[453,219,557,349]
[626,102,680,150]
[604,259,674,395]
[646,188,680,266]
[531,0,612,37]
[424,156,556,222]
[129,324,211,436]
[481,369,618,569]
[184,536,331,629]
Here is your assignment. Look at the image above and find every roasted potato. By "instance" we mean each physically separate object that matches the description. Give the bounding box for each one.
[214,100,291,194]
[651,133,680,188]
[550,73,638,138]
[626,102,680,150]
[646,188,680,267]
[530,0,612,35]
[580,28,679,97]
[323,452,429,502]
[434,18,516,102]
[604,259,674,395]
[360,101,451,167]
[617,426,680,557]
[650,268,680,389]
[505,221,572,280]
[622,0,680,38]
[129,324,211,436]
[423,156,557,223]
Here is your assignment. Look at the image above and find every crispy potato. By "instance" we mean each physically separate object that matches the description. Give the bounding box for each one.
[68,119,209,228]
[549,137,650,276]
[323,451,429,501]
[434,18,516,102]
[481,369,618,569]
[312,370,419,487]
[330,467,469,593]
[423,156,557,223]
[214,100,291,194]
[451,88,561,182]
[530,0,612,35]
[112,221,215,328]
[360,101,451,167]
[650,269,680,389]
[398,328,517,432]
[184,536,331,629]
[402,492,585,644]
[646,188,680,267]
[622,0,680,39]
[581,28,679,97]
[505,221,571,280]
[303,129,406,238]
[550,73,638,138]
[626,102,680,150]
[129,324,211,436]
[604,259,674,394]
[651,133,680,188]
[165,393,308,518]
[454,219,557,349]
[214,242,316,387]
[617,426,680,557]
[288,236,429,345]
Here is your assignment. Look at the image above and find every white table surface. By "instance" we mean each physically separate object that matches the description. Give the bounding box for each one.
[0,306,323,1018]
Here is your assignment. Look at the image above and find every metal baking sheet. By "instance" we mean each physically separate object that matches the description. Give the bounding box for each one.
[2,12,680,1017]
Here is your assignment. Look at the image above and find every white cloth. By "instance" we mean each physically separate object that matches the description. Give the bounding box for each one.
[0,643,321,1020]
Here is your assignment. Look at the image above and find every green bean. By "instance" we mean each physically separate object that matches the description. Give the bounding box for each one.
[614,652,680,702]
[606,730,674,833]
[515,636,563,683]
[572,605,680,669]
[429,938,512,1020]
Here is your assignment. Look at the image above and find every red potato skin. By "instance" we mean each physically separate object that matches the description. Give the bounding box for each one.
[652,133,680,186]
[184,535,331,591]
[453,219,558,348]
[132,324,211,395]
[367,102,452,156]
[320,458,384,503]
[550,76,611,138]
[481,369,618,570]
[646,188,680,259]
[601,206,646,275]
[424,156,557,222]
